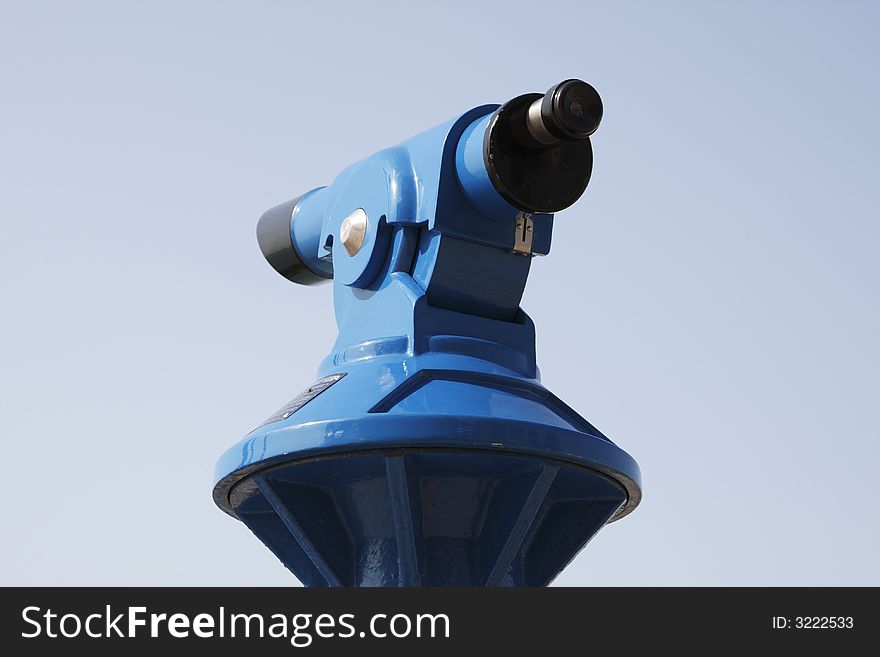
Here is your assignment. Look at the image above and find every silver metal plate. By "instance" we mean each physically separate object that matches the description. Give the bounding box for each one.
[256,373,347,430]
[512,212,534,255]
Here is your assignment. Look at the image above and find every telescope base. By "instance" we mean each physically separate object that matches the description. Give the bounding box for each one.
[228,446,627,587]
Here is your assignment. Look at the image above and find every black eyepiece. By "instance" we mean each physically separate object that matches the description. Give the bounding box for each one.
[520,79,602,148]
[481,79,601,213]
[541,79,603,140]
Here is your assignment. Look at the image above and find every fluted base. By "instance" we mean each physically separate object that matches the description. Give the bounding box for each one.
[230,448,626,587]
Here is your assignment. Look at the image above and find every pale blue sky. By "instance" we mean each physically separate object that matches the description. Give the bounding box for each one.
[1,0,877,585]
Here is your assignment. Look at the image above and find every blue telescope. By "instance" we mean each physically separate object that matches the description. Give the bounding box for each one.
[213,80,641,586]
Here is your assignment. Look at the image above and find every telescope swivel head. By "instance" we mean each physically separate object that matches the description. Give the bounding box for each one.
[256,79,602,300]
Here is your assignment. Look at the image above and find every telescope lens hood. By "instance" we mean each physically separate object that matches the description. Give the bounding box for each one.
[257,197,331,286]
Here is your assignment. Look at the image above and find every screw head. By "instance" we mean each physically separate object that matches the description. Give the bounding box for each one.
[339,208,368,256]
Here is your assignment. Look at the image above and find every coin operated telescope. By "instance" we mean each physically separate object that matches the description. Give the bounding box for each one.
[213,80,641,586]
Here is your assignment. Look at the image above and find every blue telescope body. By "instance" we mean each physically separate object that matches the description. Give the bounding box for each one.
[213,80,641,586]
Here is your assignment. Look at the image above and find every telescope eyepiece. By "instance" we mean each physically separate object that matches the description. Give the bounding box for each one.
[476,78,601,214]
[525,79,603,146]
[541,79,603,141]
